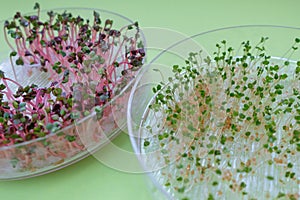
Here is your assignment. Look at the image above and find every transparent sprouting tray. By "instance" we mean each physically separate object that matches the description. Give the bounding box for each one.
[0,6,145,180]
[128,25,300,200]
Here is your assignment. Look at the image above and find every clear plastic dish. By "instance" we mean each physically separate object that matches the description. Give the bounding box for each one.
[128,25,300,200]
[0,7,145,180]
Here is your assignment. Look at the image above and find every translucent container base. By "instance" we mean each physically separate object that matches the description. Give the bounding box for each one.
[0,115,125,180]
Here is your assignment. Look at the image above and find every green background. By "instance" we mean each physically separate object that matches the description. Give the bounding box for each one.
[0,0,299,200]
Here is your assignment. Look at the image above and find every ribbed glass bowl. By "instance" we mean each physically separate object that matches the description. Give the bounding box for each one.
[0,7,145,180]
[128,25,300,200]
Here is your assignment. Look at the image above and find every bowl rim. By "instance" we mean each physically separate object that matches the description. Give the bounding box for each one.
[0,7,146,151]
[127,24,300,199]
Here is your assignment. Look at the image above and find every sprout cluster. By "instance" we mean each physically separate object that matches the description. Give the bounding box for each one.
[0,3,145,146]
[143,37,300,199]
